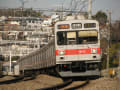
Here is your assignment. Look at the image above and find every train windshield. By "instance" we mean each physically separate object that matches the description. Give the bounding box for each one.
[57,30,98,45]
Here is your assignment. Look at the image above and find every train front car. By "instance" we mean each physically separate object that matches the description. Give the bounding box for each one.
[55,19,101,77]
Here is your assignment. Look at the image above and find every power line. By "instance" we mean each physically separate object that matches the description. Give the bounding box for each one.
[19,0,28,9]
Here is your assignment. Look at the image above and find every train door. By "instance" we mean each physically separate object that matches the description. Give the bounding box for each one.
[66,31,78,61]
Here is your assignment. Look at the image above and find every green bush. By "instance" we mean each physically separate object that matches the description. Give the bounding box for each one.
[109,43,120,67]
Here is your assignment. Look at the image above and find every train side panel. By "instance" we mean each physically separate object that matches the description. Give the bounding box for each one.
[18,39,56,73]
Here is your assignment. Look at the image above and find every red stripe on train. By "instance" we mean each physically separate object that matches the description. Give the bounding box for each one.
[56,48,101,56]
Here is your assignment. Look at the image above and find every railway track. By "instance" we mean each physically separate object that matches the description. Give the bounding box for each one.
[64,80,89,90]
[0,75,36,85]
[23,75,36,81]
[0,74,92,90]
[36,79,73,90]
[0,76,24,85]
[36,78,89,90]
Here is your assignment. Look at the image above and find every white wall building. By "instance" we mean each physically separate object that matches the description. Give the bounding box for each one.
[42,14,60,27]
[25,18,42,30]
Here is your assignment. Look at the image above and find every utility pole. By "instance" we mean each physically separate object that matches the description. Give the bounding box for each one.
[60,3,63,21]
[8,51,12,75]
[61,3,63,20]
[19,0,28,17]
[107,10,111,72]
[88,0,92,19]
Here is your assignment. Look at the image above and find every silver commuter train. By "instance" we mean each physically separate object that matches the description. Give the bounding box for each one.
[17,39,56,75]
[17,17,101,77]
[55,19,101,77]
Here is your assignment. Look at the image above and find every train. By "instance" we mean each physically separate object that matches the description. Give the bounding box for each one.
[17,38,56,75]
[15,15,102,77]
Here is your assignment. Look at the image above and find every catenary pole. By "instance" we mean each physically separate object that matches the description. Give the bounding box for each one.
[88,0,92,19]
[107,10,111,72]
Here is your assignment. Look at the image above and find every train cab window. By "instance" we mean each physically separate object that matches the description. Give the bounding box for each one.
[57,32,66,45]
[57,30,98,45]
[78,30,98,44]
[57,31,77,45]
[67,32,76,45]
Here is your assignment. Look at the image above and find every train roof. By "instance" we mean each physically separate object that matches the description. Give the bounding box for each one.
[56,19,99,25]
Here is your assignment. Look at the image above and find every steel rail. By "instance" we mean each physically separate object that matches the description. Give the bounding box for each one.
[65,80,89,90]
[36,79,73,90]
[23,75,36,81]
[0,74,37,85]
[0,76,24,85]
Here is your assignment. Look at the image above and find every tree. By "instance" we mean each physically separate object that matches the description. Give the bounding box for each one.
[92,11,107,25]
[100,38,108,69]
[109,43,120,67]
[111,21,120,42]
[36,11,43,17]
[0,8,43,17]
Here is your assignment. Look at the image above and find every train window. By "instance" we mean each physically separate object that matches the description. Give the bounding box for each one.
[84,23,96,28]
[72,23,82,29]
[78,30,98,44]
[57,31,77,45]
[36,55,38,64]
[67,32,76,45]
[57,31,67,45]
[57,30,98,45]
[67,32,76,38]
[40,54,42,60]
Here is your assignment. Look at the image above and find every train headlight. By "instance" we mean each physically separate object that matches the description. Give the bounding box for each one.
[59,51,65,55]
[91,49,97,54]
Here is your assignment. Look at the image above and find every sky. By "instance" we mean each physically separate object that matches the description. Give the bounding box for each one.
[0,0,120,21]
